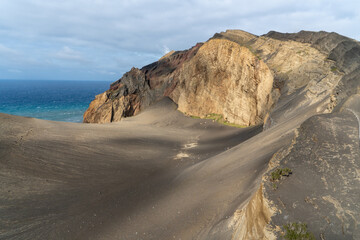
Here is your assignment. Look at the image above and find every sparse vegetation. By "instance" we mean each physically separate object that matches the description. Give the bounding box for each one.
[282,168,292,176]
[205,113,223,121]
[271,168,292,181]
[190,113,247,128]
[330,66,338,72]
[271,169,282,181]
[282,222,315,240]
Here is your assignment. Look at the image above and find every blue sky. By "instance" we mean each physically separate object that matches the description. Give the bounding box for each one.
[0,0,359,81]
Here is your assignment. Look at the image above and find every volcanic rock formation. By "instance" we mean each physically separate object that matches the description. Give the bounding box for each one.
[84,30,346,129]
[84,39,275,126]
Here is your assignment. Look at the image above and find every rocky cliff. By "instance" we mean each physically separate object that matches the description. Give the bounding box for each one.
[84,39,275,126]
[170,39,274,126]
[84,30,347,129]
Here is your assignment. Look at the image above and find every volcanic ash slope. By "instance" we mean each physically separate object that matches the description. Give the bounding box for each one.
[85,29,360,239]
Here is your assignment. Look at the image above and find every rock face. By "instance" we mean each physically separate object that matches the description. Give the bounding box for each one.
[254,95,360,239]
[84,30,350,127]
[213,30,343,129]
[83,43,203,123]
[169,39,274,126]
[84,39,274,126]
[83,68,148,123]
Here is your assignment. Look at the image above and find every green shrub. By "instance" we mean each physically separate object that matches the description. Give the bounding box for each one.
[282,168,292,176]
[283,222,315,240]
[271,168,292,181]
[271,169,283,181]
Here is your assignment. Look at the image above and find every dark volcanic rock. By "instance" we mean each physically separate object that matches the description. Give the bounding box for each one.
[83,44,204,123]
[264,30,360,111]
[263,108,360,239]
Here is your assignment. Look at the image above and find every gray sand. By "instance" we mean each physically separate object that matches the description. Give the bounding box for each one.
[0,98,297,239]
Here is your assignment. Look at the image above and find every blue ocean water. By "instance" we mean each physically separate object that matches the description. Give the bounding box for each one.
[0,80,111,122]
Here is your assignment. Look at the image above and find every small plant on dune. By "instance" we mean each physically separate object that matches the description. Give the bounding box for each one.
[282,168,292,176]
[271,168,283,181]
[271,168,292,181]
[282,222,315,240]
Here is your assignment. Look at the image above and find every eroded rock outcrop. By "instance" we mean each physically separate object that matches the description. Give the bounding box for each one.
[84,39,274,126]
[213,30,343,129]
[231,183,276,240]
[256,105,360,239]
[84,30,352,127]
[170,39,274,126]
[83,68,148,123]
[83,43,203,123]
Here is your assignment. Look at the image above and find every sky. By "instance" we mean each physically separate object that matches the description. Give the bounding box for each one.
[0,0,359,81]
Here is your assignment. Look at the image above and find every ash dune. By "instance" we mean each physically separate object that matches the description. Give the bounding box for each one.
[1,30,360,239]
[0,98,267,239]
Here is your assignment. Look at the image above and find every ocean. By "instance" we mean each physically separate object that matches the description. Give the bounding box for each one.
[0,80,111,123]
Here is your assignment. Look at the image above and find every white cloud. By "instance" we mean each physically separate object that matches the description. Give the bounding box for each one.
[97,70,117,75]
[0,0,360,80]
[0,43,18,55]
[162,45,170,55]
[7,69,22,73]
[55,46,88,62]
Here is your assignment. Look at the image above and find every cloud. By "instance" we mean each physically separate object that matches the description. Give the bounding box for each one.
[0,43,18,55]
[0,0,359,80]
[96,70,117,76]
[162,45,170,55]
[7,69,22,73]
[55,46,88,62]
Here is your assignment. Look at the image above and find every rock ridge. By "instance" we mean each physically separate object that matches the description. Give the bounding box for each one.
[84,39,275,126]
[85,29,360,129]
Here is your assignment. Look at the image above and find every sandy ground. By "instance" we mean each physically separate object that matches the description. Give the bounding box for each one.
[0,98,311,239]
